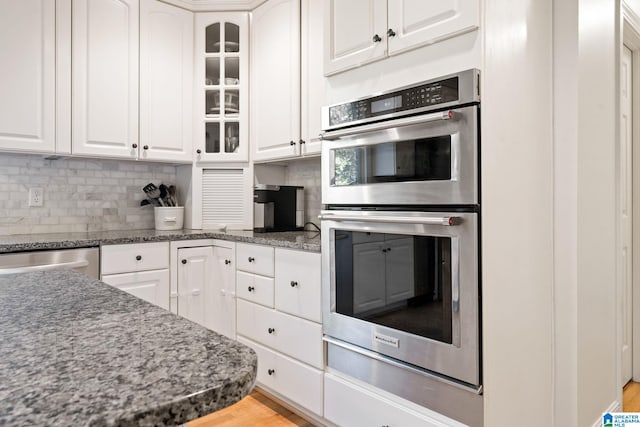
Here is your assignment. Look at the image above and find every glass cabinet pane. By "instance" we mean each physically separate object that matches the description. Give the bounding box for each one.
[205,122,220,153]
[205,23,220,53]
[225,57,239,85]
[206,90,220,115]
[224,89,239,115]
[225,23,240,52]
[224,122,239,153]
[205,58,220,85]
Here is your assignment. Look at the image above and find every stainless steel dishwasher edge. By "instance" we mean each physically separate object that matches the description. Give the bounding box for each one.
[0,248,100,279]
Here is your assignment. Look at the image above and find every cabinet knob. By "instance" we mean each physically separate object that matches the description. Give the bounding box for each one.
[268,327,275,334]
[387,28,396,38]
[299,139,306,145]
[382,248,387,253]
[268,369,275,376]
[290,140,296,146]
[372,34,382,43]
[143,145,149,150]
[196,149,202,154]
[225,259,231,265]
[248,257,255,262]
[386,247,391,252]
[290,281,298,288]
[181,259,187,264]
[132,143,138,149]
[248,286,255,292]
[136,255,142,261]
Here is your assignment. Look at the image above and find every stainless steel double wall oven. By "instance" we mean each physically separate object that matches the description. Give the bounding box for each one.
[320,69,483,426]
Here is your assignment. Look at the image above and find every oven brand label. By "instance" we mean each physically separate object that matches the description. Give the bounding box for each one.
[373,332,399,348]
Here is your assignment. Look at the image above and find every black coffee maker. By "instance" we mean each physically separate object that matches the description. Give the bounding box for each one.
[253,185,304,232]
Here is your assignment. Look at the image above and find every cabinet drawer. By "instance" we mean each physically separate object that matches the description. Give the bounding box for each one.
[236,270,274,308]
[236,243,274,276]
[101,242,169,275]
[236,299,323,369]
[102,269,170,310]
[274,249,321,322]
[324,373,456,427]
[237,336,323,416]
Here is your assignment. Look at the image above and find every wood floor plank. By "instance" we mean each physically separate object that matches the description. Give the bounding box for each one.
[188,391,315,427]
[624,381,640,412]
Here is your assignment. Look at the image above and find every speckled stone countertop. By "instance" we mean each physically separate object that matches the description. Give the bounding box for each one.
[0,229,321,254]
[0,270,257,427]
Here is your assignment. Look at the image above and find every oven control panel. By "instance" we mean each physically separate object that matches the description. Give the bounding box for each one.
[323,69,479,131]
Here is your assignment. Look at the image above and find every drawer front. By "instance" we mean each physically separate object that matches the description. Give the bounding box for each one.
[236,299,323,369]
[101,242,169,275]
[236,243,274,276]
[274,249,321,322]
[237,336,323,416]
[102,269,170,310]
[324,374,454,427]
[236,270,274,308]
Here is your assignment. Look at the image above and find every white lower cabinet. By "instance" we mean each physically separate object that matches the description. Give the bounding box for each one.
[238,336,323,416]
[100,242,170,309]
[324,373,459,427]
[235,244,323,417]
[101,269,170,310]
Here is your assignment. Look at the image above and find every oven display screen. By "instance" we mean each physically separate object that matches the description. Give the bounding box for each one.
[371,95,402,114]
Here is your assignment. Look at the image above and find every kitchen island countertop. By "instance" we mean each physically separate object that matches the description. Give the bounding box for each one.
[0,229,321,254]
[0,270,257,427]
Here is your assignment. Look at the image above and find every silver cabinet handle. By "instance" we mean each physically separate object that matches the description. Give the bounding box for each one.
[0,260,89,275]
[318,212,459,226]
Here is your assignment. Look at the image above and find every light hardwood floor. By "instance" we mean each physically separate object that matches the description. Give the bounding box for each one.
[624,381,640,411]
[188,391,315,427]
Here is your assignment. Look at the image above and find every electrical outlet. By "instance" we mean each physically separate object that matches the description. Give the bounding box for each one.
[28,187,43,207]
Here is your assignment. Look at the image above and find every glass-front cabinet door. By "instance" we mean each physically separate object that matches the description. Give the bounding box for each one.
[195,13,248,162]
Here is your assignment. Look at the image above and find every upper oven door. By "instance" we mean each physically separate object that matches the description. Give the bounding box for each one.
[320,209,480,386]
[321,105,478,206]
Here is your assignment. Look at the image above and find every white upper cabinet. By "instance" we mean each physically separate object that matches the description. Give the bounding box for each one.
[324,0,480,75]
[71,0,140,159]
[0,0,56,153]
[194,12,249,162]
[140,0,194,163]
[251,0,325,162]
[251,0,301,162]
[323,0,387,76]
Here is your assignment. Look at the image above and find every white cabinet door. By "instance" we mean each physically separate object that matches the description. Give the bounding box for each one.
[300,0,324,156]
[102,269,170,310]
[385,237,415,304]
[353,241,386,314]
[177,246,213,329]
[238,337,324,416]
[250,0,301,162]
[72,0,139,159]
[0,1,55,153]
[140,0,193,163]
[274,249,321,323]
[323,0,386,76]
[387,0,480,56]
[212,244,236,339]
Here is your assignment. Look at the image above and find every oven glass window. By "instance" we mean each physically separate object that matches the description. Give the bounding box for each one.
[332,136,451,187]
[334,230,453,344]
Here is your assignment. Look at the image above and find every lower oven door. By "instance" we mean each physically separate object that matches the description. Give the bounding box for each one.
[320,209,480,386]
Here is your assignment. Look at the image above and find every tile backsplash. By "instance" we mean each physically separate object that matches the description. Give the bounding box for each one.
[0,153,176,235]
[284,157,321,229]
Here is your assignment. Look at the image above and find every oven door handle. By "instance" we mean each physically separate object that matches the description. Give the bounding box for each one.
[318,212,460,226]
[321,110,455,140]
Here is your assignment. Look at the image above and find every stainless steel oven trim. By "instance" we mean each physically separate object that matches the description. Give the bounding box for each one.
[321,68,480,131]
[321,105,478,206]
[321,210,480,386]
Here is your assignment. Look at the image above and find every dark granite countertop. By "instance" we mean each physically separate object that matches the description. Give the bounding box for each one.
[0,270,257,427]
[0,229,321,254]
